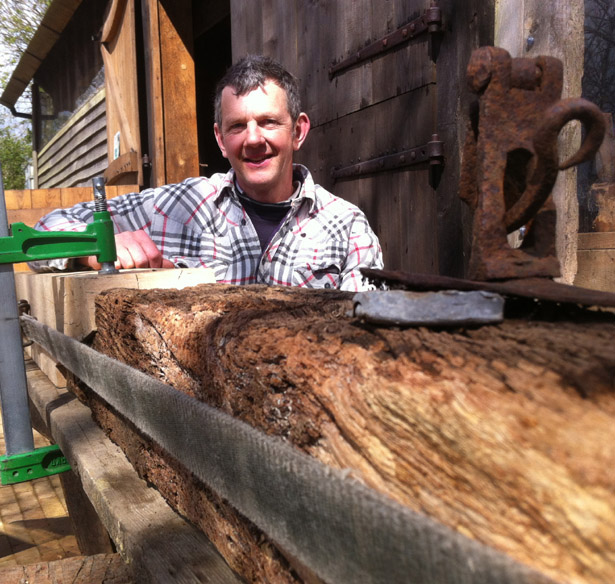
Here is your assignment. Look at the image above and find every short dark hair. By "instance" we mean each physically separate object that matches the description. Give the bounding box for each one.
[214,55,302,127]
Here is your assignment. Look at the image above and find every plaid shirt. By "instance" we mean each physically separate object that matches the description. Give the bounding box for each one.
[33,165,383,291]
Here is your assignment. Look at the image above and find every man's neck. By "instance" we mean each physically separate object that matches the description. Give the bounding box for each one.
[242,186,293,204]
[235,176,297,204]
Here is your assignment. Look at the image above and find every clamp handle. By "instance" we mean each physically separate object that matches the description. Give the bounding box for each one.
[0,177,118,269]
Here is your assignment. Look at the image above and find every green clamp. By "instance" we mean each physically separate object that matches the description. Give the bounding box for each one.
[0,211,117,265]
[0,444,71,485]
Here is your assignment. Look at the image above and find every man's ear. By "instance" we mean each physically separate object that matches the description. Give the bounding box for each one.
[214,124,228,158]
[292,113,311,151]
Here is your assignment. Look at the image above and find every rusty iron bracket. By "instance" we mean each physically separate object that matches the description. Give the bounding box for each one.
[329,2,442,79]
[331,134,443,181]
[459,46,606,281]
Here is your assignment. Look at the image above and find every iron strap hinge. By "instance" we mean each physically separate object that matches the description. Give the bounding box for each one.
[329,2,443,79]
[331,134,444,181]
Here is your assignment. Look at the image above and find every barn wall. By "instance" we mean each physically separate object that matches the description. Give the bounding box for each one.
[35,0,107,119]
[230,0,436,274]
[229,0,493,277]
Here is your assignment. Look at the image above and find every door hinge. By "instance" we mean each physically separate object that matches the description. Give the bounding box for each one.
[329,2,443,79]
[331,134,444,181]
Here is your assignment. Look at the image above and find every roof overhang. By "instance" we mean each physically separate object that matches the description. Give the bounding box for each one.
[0,0,83,112]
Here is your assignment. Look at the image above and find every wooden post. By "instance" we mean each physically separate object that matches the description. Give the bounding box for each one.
[31,82,41,189]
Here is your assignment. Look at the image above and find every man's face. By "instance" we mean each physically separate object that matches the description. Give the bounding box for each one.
[214,80,310,203]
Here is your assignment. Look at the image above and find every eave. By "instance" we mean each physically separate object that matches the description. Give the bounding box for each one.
[0,0,83,111]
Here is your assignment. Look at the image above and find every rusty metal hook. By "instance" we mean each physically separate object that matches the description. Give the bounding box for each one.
[543,98,606,170]
[504,98,606,231]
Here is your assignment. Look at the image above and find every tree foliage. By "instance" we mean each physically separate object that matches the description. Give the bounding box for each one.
[0,0,51,68]
[0,127,31,189]
[0,0,50,185]
[0,0,50,129]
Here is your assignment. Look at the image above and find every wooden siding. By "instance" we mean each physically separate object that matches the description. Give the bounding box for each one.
[37,89,108,189]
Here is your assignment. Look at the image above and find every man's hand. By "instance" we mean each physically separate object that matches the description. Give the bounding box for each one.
[78,230,175,270]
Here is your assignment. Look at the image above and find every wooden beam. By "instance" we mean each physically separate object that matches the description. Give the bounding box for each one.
[141,0,199,186]
[0,552,132,584]
[158,0,200,183]
[101,0,143,186]
[141,0,166,186]
[575,231,615,292]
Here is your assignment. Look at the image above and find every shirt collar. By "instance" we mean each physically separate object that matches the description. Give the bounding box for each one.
[216,164,317,213]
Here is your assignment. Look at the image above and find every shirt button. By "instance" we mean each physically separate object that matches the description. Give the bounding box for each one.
[300,232,306,238]
[324,283,331,289]
[241,219,247,226]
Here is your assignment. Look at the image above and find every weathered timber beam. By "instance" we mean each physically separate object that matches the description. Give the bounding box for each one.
[14,268,215,387]
[21,312,556,584]
[0,553,132,584]
[87,284,615,584]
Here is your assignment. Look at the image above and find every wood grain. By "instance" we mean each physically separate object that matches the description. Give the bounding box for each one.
[158,1,200,183]
[14,268,216,385]
[3,189,32,209]
[299,90,436,273]
[101,0,142,186]
[0,553,132,584]
[141,0,165,186]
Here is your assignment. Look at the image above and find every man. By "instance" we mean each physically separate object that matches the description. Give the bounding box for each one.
[31,55,383,291]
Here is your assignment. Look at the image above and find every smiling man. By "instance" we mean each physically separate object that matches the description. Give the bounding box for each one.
[31,56,383,291]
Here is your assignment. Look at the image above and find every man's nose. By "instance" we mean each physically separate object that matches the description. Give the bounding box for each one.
[245,122,265,145]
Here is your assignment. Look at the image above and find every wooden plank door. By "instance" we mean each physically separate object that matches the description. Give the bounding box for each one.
[101,0,143,186]
[231,0,494,277]
[140,0,200,186]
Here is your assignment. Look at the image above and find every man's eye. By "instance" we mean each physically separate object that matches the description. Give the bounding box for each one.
[263,119,279,127]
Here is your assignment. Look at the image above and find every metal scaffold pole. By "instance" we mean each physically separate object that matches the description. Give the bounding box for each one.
[0,163,35,456]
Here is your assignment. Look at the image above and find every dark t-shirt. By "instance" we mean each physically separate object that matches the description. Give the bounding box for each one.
[236,191,292,252]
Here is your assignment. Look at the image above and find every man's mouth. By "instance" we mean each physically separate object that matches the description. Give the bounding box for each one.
[244,154,272,166]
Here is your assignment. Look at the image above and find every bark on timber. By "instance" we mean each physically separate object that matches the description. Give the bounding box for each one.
[86,283,615,584]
